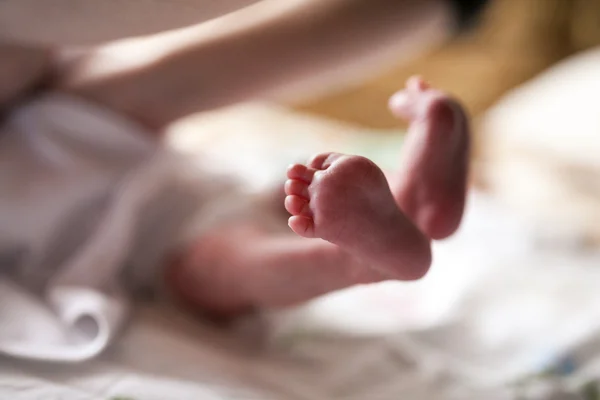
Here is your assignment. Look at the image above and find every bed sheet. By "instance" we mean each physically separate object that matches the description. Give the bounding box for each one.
[0,304,513,400]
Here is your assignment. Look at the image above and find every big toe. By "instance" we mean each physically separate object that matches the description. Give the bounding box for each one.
[406,75,430,91]
[307,152,345,170]
[387,76,434,120]
[287,163,316,182]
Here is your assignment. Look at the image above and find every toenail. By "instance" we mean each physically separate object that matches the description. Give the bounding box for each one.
[416,79,430,91]
[407,76,430,92]
[287,164,301,174]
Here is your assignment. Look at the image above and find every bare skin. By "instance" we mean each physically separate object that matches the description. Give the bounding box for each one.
[166,77,470,317]
[52,0,453,131]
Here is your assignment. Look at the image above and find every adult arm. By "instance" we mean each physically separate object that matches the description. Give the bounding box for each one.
[54,0,490,130]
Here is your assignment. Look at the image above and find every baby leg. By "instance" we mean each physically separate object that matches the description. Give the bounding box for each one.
[388,76,470,239]
[168,152,432,317]
[168,78,470,317]
[166,224,395,317]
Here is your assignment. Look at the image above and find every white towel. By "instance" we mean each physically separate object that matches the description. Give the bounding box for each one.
[0,93,255,363]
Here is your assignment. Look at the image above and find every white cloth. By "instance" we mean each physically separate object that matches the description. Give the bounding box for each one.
[0,93,252,363]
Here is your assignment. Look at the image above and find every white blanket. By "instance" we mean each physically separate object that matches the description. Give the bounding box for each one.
[0,93,260,363]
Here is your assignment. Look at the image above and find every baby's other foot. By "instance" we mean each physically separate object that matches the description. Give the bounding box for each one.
[285,152,431,280]
[389,76,470,240]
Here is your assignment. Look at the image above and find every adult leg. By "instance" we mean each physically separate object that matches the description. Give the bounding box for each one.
[387,76,470,239]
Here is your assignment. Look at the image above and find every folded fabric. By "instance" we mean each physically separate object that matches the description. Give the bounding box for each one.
[0,93,251,362]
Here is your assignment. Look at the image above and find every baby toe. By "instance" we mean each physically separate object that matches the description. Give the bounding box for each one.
[288,216,316,238]
[284,179,310,199]
[388,90,413,119]
[287,164,316,183]
[307,152,344,170]
[406,75,430,92]
[390,82,451,122]
[284,195,312,216]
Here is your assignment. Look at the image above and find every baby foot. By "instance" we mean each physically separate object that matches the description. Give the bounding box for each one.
[388,76,470,240]
[285,152,431,280]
